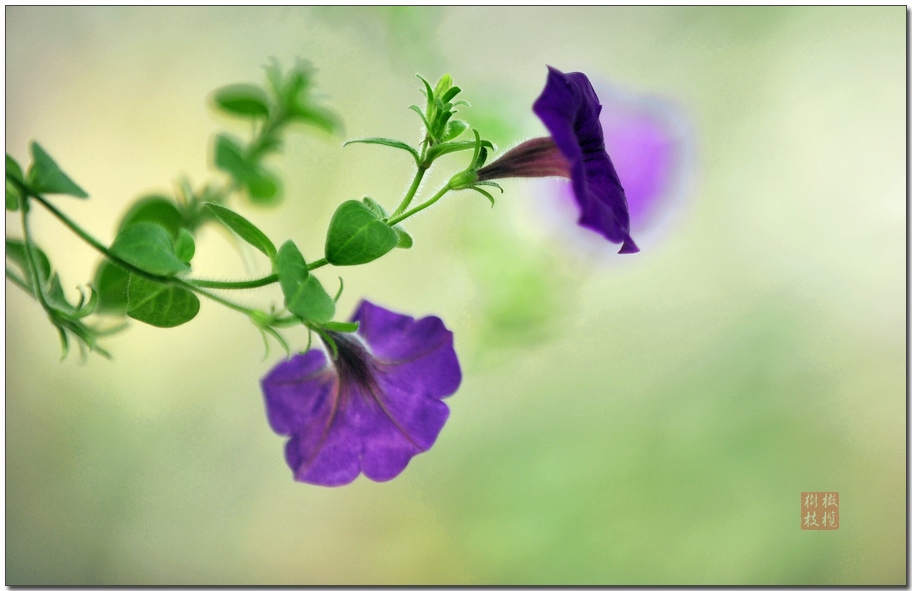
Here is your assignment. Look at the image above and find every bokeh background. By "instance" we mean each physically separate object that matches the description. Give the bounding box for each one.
[5,6,905,585]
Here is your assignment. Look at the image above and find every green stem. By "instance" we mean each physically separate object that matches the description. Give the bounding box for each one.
[19,199,55,317]
[247,113,286,160]
[6,266,32,294]
[391,164,428,218]
[270,315,302,328]
[31,193,161,282]
[188,274,278,290]
[387,184,451,226]
[181,282,258,316]
[307,258,329,271]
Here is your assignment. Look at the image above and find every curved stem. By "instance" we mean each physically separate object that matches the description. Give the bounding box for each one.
[31,193,163,283]
[188,274,278,290]
[387,184,451,226]
[19,200,55,317]
[6,267,31,293]
[391,164,428,218]
[181,282,258,316]
[269,315,302,328]
[247,112,286,160]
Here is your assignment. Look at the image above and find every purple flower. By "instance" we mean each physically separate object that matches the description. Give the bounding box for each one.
[477,66,638,254]
[541,81,692,254]
[260,301,461,486]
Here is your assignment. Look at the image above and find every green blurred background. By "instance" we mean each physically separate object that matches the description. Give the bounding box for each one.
[5,6,905,585]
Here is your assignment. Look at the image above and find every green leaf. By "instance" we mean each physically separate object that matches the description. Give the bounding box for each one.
[276,241,335,324]
[294,275,335,324]
[469,129,482,165]
[56,325,70,359]
[289,104,341,134]
[25,142,88,197]
[6,238,51,288]
[408,105,432,131]
[6,153,26,211]
[441,85,461,103]
[264,57,285,98]
[245,166,280,204]
[263,58,341,134]
[393,226,413,249]
[475,180,504,192]
[6,154,24,183]
[203,202,276,261]
[6,180,21,211]
[44,273,77,315]
[343,138,419,164]
[174,228,195,264]
[361,196,388,219]
[117,195,183,239]
[93,259,130,315]
[214,133,249,178]
[417,74,435,114]
[7,238,97,318]
[324,200,399,266]
[432,110,453,140]
[470,186,496,207]
[319,328,339,359]
[126,274,200,328]
[212,83,271,118]
[434,74,453,98]
[476,146,489,168]
[323,321,359,333]
[214,134,281,205]
[441,120,468,142]
[426,138,494,162]
[110,222,189,277]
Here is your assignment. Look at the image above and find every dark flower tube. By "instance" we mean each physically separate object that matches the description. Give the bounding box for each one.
[261,301,461,486]
[478,66,639,254]
[476,137,571,180]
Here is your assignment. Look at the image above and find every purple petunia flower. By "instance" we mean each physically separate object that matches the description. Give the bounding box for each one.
[261,300,461,486]
[541,80,692,255]
[477,66,638,254]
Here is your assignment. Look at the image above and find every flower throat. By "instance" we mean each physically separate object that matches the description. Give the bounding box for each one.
[323,332,381,394]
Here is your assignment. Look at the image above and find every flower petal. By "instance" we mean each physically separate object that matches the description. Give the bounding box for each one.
[356,378,451,482]
[262,350,360,486]
[285,384,362,486]
[534,66,638,254]
[353,301,462,397]
[260,349,334,435]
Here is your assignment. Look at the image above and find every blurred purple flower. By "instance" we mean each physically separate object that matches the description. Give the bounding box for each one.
[478,66,638,254]
[543,80,692,254]
[596,85,690,236]
[261,301,461,486]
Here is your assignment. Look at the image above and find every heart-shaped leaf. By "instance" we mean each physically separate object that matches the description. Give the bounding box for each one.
[117,196,183,239]
[25,142,88,197]
[110,222,189,277]
[126,275,200,328]
[324,200,398,266]
[276,240,335,324]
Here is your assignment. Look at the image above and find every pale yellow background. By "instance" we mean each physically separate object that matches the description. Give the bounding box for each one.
[6,7,905,584]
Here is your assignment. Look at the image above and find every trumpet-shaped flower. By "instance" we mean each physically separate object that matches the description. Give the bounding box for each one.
[477,66,638,254]
[261,301,461,486]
